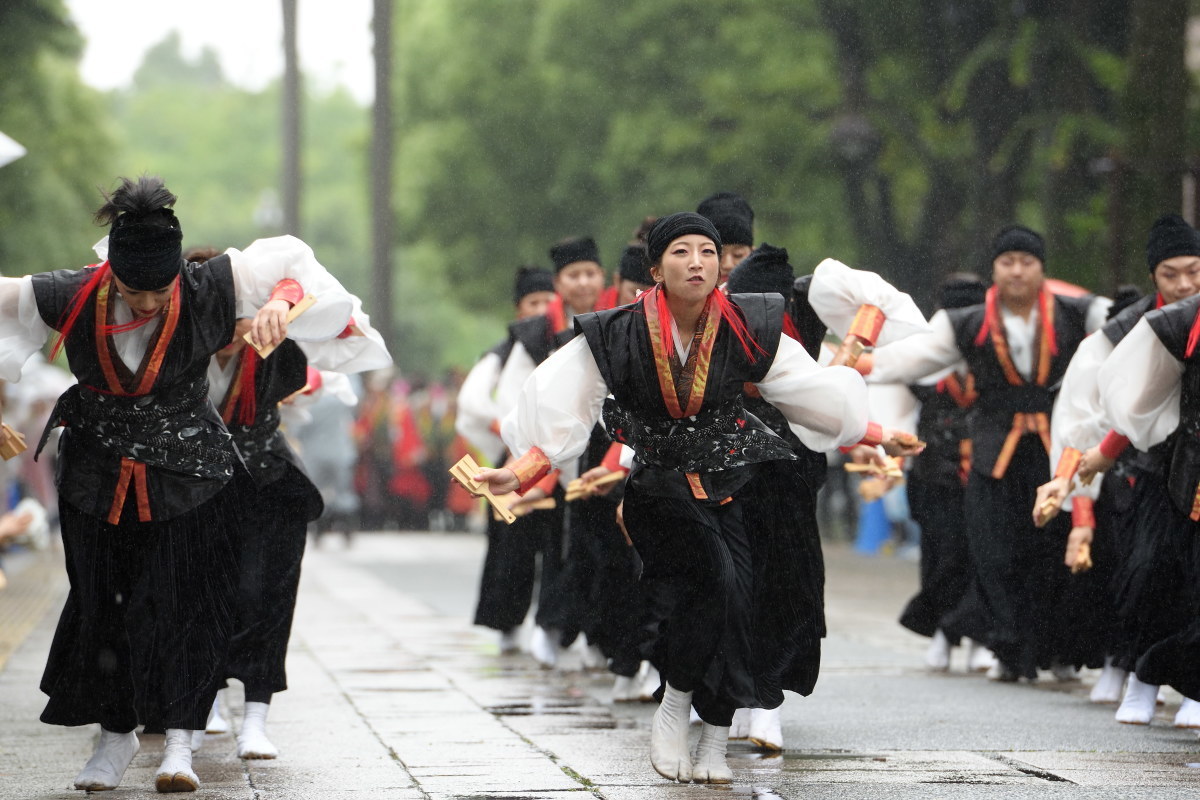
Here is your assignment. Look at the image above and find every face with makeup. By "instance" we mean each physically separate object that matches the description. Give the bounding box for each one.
[650,234,720,305]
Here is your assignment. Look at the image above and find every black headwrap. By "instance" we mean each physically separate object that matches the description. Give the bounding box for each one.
[937,274,987,310]
[618,244,653,285]
[696,192,754,246]
[1146,214,1200,272]
[725,243,793,296]
[990,225,1045,264]
[549,236,601,273]
[512,265,554,305]
[645,212,722,265]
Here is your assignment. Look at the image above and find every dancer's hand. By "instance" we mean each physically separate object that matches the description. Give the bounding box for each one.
[881,429,925,458]
[472,467,520,495]
[250,298,292,351]
[1076,446,1113,486]
[505,485,547,516]
[578,465,618,497]
[1032,476,1070,528]
[0,510,33,544]
[1065,526,1093,571]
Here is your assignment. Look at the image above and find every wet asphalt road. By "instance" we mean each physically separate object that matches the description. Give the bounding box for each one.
[1,530,1198,799]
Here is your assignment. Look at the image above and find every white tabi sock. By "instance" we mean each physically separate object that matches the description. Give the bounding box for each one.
[529,626,560,669]
[966,639,996,672]
[637,663,661,702]
[206,690,229,734]
[925,629,952,671]
[1115,674,1159,725]
[1050,661,1080,682]
[498,628,520,655]
[612,673,639,703]
[650,683,693,783]
[1174,697,1200,728]
[190,729,205,752]
[692,722,733,784]
[729,707,751,739]
[155,729,200,792]
[1089,658,1127,704]
[74,728,139,791]
[238,701,279,759]
[749,706,784,752]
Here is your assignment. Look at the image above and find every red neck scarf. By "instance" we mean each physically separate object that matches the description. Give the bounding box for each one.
[974,285,1057,386]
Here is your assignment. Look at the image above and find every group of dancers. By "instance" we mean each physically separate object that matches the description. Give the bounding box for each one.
[0,176,391,792]
[9,174,1199,790]
[459,191,1200,784]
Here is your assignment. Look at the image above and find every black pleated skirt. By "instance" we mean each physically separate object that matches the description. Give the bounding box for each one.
[40,480,242,732]
[625,459,823,726]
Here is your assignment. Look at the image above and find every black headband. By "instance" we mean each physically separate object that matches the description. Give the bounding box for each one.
[107,215,184,290]
[990,225,1045,263]
[618,244,652,285]
[549,237,601,272]
[725,243,793,296]
[1146,214,1200,272]
[646,212,722,264]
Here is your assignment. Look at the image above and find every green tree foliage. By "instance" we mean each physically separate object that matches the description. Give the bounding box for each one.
[393,0,1195,329]
[0,0,114,275]
[392,0,853,320]
[110,35,372,307]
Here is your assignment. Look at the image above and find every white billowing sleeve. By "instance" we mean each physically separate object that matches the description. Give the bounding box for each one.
[1098,318,1183,451]
[1051,332,1113,458]
[867,309,963,385]
[755,334,869,452]
[1049,332,1114,503]
[867,382,920,436]
[297,294,392,372]
[500,335,608,469]
[0,276,53,383]
[494,340,537,418]
[456,351,506,458]
[226,235,354,341]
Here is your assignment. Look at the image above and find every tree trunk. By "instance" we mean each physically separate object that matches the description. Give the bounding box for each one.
[371,0,395,347]
[281,0,302,237]
[1122,0,1188,263]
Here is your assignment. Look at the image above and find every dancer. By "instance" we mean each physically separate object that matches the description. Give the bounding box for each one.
[894,274,989,672]
[192,242,391,759]
[1036,215,1200,710]
[866,225,1109,681]
[1081,234,1200,727]
[473,213,920,783]
[493,236,610,667]
[696,192,754,284]
[457,266,557,654]
[720,242,829,750]
[0,177,354,792]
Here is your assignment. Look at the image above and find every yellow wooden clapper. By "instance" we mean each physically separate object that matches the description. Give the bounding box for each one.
[244,294,317,358]
[0,423,28,461]
[449,454,517,524]
[565,470,626,502]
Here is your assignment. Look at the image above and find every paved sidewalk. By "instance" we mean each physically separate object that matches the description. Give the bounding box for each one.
[1,533,1199,798]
